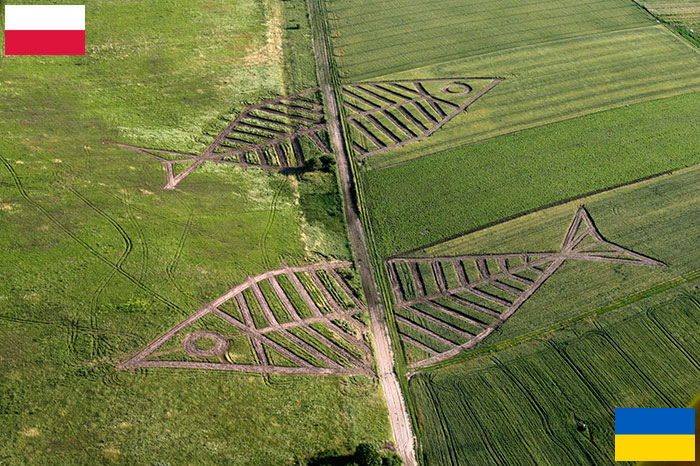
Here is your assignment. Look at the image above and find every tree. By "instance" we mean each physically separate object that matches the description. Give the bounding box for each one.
[320,154,336,172]
[355,443,382,466]
[305,155,321,172]
[382,452,402,466]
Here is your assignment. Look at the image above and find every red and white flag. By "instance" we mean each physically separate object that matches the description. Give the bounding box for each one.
[5,5,85,55]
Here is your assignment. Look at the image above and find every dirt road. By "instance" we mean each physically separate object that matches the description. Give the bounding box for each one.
[307,1,418,464]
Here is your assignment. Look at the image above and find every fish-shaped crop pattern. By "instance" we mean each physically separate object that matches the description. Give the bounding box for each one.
[113,78,500,189]
[385,207,665,369]
[119,261,374,376]
[113,88,330,190]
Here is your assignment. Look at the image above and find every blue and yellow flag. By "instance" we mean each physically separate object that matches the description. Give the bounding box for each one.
[615,408,695,461]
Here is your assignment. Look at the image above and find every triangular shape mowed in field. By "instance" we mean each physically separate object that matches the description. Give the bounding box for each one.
[385,207,665,369]
[119,262,374,376]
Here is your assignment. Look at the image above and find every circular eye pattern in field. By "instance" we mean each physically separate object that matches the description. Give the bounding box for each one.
[442,82,472,95]
[183,331,228,357]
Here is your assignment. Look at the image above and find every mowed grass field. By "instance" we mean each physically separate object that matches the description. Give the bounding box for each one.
[0,1,391,464]
[362,92,700,257]
[409,280,700,465]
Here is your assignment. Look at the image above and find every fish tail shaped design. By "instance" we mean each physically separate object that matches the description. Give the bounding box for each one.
[386,207,665,369]
[560,207,666,267]
[111,78,502,189]
[111,88,331,189]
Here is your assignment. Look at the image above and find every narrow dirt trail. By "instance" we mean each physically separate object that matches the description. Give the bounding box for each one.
[307,1,418,464]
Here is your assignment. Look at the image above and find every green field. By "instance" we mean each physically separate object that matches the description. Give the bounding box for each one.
[404,161,700,358]
[409,280,700,465]
[320,0,700,464]
[388,157,700,464]
[643,0,700,28]
[361,26,700,168]
[327,0,653,81]
[326,0,700,169]
[0,1,392,464]
[362,92,700,257]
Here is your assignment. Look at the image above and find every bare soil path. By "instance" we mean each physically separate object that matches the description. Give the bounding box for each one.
[307,1,418,464]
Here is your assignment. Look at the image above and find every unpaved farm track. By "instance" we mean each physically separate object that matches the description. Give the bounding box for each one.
[307,0,418,464]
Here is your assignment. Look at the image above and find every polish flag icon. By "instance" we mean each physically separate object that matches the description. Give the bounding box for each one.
[4,5,85,55]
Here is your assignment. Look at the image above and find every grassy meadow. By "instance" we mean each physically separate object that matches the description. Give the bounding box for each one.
[0,1,391,464]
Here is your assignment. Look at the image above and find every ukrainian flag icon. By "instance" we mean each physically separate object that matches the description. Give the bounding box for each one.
[615,408,695,461]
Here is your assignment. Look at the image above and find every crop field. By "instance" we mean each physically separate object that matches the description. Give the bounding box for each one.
[321,0,700,464]
[643,1,700,28]
[325,0,700,169]
[362,91,700,257]
[386,162,700,368]
[387,207,666,368]
[326,0,653,81]
[360,26,700,168]
[121,261,373,375]
[0,0,393,464]
[409,279,700,465]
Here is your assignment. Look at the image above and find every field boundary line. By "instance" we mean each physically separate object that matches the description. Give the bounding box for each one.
[307,0,418,463]
[372,83,700,171]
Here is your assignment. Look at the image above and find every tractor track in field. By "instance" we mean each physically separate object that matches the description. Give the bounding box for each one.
[68,186,137,356]
[647,303,700,371]
[308,0,418,464]
[0,156,185,313]
[260,177,287,269]
[494,359,580,464]
[117,182,150,281]
[166,203,196,303]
